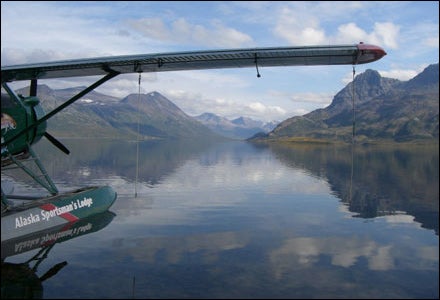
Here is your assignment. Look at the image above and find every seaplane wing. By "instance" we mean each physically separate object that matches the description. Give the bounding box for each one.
[1,43,386,82]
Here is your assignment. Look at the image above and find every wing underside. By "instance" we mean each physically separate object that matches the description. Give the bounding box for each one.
[1,43,386,82]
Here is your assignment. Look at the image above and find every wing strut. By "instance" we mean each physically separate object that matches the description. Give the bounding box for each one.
[1,71,120,148]
[30,79,38,97]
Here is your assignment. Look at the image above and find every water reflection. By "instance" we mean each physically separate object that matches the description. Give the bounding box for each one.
[24,139,440,238]
[2,139,437,298]
[2,247,67,299]
[20,140,439,228]
[1,211,115,298]
[266,142,439,234]
[53,139,217,186]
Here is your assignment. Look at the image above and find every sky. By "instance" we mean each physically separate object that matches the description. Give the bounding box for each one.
[1,1,439,122]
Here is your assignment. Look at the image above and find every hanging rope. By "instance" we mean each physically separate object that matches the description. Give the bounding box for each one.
[135,73,141,197]
[349,65,357,204]
[136,73,142,137]
[351,65,356,143]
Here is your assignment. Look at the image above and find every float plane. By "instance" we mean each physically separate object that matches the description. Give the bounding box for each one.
[1,43,386,241]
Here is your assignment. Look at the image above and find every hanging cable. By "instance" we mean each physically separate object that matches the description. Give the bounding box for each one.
[349,65,357,204]
[135,73,141,197]
[351,65,356,144]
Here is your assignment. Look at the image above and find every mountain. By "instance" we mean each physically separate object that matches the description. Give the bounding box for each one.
[252,63,439,143]
[13,86,221,140]
[195,113,278,139]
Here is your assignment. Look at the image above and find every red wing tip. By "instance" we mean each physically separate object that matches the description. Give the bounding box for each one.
[357,43,387,63]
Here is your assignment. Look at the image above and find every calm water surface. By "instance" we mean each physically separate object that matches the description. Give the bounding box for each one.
[2,139,438,299]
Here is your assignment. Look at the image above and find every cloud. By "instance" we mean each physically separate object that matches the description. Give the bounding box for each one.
[424,36,439,48]
[265,90,334,116]
[160,88,289,122]
[162,89,237,118]
[247,102,266,113]
[378,68,421,81]
[273,3,400,49]
[0,47,105,65]
[335,22,367,42]
[371,22,400,49]
[325,21,400,49]
[247,102,287,116]
[273,6,326,45]
[128,17,253,47]
[128,18,172,41]
[288,92,333,105]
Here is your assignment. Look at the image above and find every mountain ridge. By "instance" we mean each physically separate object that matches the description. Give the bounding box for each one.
[12,86,222,140]
[251,63,439,143]
[8,85,277,140]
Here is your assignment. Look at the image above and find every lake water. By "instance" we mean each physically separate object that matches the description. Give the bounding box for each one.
[2,139,438,299]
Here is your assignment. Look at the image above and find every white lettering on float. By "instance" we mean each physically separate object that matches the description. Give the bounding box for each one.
[76,197,93,209]
[15,213,40,228]
[14,197,94,228]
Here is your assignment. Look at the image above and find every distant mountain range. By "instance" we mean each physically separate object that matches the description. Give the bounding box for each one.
[251,63,439,143]
[11,85,273,140]
[194,113,278,139]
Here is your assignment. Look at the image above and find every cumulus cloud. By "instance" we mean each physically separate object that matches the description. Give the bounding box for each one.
[273,4,400,49]
[159,89,288,122]
[371,22,400,49]
[336,23,367,42]
[274,7,326,45]
[247,102,286,115]
[378,68,420,81]
[327,21,399,49]
[128,17,253,47]
[129,18,172,41]
[163,89,237,117]
[0,47,106,65]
